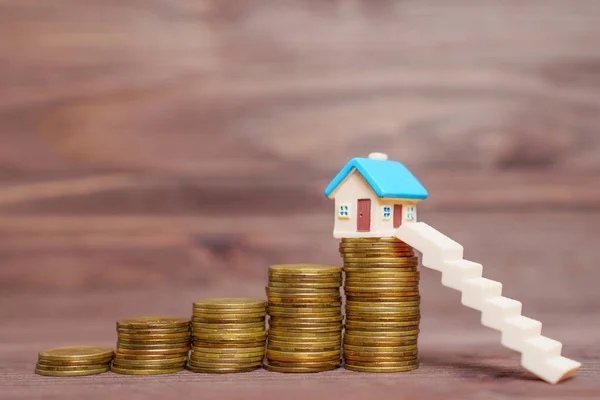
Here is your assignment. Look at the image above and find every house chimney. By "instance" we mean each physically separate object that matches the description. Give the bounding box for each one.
[368,152,388,161]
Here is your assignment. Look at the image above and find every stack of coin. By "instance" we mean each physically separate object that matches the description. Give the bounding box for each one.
[265,264,343,373]
[340,238,420,372]
[112,317,191,375]
[35,346,113,377]
[189,298,267,373]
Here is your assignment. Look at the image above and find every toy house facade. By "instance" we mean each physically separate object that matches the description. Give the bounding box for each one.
[325,153,428,238]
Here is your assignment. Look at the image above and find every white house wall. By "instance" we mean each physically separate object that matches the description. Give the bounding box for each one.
[330,171,418,238]
[331,171,377,238]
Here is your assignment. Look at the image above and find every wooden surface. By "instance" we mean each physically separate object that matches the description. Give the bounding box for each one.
[1,0,600,398]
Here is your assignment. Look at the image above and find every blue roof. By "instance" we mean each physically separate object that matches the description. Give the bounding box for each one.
[324,158,428,200]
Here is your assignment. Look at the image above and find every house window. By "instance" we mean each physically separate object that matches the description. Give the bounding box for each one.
[338,204,350,219]
[406,206,417,221]
[382,206,392,220]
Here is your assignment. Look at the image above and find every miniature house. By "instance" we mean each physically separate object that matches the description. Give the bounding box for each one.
[324,153,428,238]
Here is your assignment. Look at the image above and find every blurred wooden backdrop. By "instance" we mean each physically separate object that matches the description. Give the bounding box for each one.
[0,0,599,306]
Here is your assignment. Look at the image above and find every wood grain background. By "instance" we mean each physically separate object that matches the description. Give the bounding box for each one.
[0,1,599,398]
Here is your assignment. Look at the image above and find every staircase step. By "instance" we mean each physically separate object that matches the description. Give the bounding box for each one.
[481,297,522,330]
[501,316,542,352]
[522,354,581,384]
[461,278,503,310]
[441,259,483,290]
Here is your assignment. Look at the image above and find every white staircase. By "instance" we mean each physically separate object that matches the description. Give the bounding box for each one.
[396,222,581,384]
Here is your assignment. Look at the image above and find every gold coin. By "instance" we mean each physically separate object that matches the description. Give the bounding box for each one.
[190,345,264,354]
[345,285,420,292]
[36,356,113,366]
[117,332,191,341]
[343,344,418,352]
[117,326,190,335]
[117,317,189,330]
[266,292,341,299]
[344,352,418,361]
[265,287,341,296]
[346,294,420,301]
[345,321,419,330]
[188,359,261,368]
[112,361,187,370]
[191,321,265,329]
[343,265,419,271]
[192,311,266,319]
[267,330,341,341]
[341,254,417,261]
[267,344,340,353]
[193,298,266,310]
[264,364,338,373]
[343,336,418,346]
[190,355,263,364]
[35,366,110,377]
[266,349,341,362]
[271,323,344,334]
[111,365,184,375]
[117,341,190,349]
[346,302,420,310]
[191,316,265,324]
[269,315,344,324]
[338,245,415,253]
[341,238,405,243]
[345,303,420,311]
[190,354,264,363]
[192,340,266,348]
[268,301,341,308]
[345,329,420,337]
[345,279,420,285]
[35,363,110,371]
[113,353,188,361]
[190,349,266,362]
[345,309,420,316]
[269,264,342,274]
[38,346,114,363]
[267,309,340,318]
[345,314,420,321]
[267,281,341,289]
[345,360,419,367]
[344,269,419,276]
[346,296,420,303]
[267,296,341,304]
[111,355,188,366]
[268,272,341,281]
[192,331,267,340]
[186,364,259,374]
[267,337,340,347]
[115,347,190,355]
[344,364,418,373]
[266,359,341,368]
[192,329,265,336]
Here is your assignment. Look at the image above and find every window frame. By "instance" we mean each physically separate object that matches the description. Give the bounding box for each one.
[338,203,350,219]
[381,205,392,220]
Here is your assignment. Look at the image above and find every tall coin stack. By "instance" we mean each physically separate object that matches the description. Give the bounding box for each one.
[189,298,267,373]
[111,317,191,375]
[340,238,420,372]
[265,264,343,373]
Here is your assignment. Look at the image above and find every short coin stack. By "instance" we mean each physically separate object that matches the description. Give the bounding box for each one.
[189,298,267,373]
[111,317,191,375]
[340,238,420,372]
[35,346,113,376]
[265,264,343,373]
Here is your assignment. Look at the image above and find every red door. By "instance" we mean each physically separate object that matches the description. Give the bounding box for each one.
[357,199,371,232]
[393,204,403,228]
